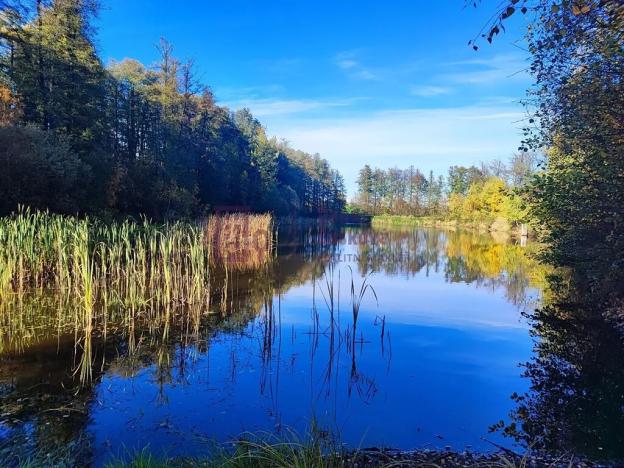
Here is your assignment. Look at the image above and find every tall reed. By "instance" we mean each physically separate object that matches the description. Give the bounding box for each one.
[205,213,274,271]
[0,210,211,306]
[0,209,273,299]
[0,208,274,384]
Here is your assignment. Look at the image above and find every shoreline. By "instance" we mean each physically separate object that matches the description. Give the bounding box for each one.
[103,445,611,467]
[371,215,531,237]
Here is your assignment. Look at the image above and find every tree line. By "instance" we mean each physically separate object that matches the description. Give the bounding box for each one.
[352,152,538,223]
[353,165,444,216]
[0,0,346,219]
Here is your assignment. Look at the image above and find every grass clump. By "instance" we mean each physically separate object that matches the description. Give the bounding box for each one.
[103,437,587,468]
[104,430,344,468]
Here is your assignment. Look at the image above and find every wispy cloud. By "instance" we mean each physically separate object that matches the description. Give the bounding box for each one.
[352,69,378,80]
[410,85,453,97]
[334,50,359,65]
[265,103,525,195]
[215,84,286,102]
[223,97,365,117]
[336,59,358,70]
[331,51,529,91]
[441,53,530,85]
[276,106,523,158]
[333,50,379,81]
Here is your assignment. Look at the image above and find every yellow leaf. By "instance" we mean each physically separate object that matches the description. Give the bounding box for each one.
[572,5,581,15]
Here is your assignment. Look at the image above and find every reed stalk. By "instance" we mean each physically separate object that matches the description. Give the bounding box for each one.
[0,208,274,385]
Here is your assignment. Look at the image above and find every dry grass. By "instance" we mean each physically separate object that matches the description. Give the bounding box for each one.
[205,213,273,271]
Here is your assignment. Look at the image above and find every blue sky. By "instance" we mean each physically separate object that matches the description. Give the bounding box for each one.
[95,0,532,196]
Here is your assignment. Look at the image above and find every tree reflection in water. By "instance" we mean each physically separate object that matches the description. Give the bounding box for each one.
[350,227,547,308]
[0,225,378,464]
[5,225,621,464]
[499,274,624,460]
[351,226,624,459]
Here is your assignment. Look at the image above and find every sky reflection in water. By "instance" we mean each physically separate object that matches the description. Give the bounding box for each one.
[0,227,543,464]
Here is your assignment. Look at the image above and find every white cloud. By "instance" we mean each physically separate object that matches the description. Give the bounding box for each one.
[352,69,378,80]
[222,97,364,117]
[264,104,525,195]
[410,85,453,97]
[333,50,380,81]
[441,53,530,85]
[330,51,529,88]
[336,59,358,70]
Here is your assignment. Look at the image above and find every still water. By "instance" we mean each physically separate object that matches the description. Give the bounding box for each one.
[0,226,548,464]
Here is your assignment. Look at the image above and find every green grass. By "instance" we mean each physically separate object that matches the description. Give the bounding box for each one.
[371,215,520,235]
[102,439,578,468]
[104,432,345,468]
[371,215,455,227]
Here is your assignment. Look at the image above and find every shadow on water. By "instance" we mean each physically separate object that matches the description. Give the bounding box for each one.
[494,273,624,461]
[1,224,623,464]
[0,225,358,464]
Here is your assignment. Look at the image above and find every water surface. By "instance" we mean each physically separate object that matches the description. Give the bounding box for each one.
[0,226,547,464]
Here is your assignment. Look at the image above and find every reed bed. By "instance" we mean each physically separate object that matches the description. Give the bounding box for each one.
[0,209,211,305]
[0,209,274,383]
[0,209,274,298]
[205,213,273,271]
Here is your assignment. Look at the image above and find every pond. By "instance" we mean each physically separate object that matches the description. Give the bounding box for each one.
[0,225,587,464]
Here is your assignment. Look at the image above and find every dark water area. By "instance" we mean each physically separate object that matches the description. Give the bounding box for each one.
[0,225,623,465]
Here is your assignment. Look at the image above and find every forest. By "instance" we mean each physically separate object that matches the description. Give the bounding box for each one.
[351,152,537,225]
[0,0,346,219]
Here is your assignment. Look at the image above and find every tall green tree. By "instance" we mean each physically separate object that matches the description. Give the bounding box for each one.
[447,165,484,196]
[473,1,624,291]
[356,164,373,210]
[0,1,346,218]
